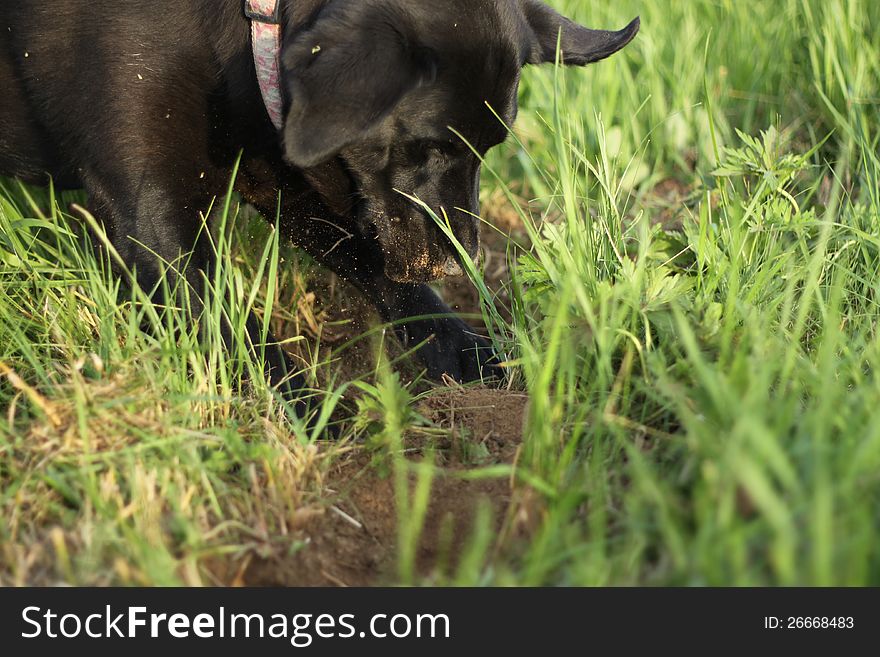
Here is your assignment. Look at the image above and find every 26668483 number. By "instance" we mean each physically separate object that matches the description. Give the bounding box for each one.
[764,617,854,629]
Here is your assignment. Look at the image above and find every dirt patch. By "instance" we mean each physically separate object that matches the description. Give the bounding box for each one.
[421,388,529,466]
[223,388,529,586]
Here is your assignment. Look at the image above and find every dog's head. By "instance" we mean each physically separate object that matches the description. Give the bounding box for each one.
[281,0,639,282]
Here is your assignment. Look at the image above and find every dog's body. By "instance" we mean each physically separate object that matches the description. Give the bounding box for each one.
[1,0,637,408]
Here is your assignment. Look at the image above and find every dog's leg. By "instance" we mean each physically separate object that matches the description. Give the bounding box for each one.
[81,166,310,411]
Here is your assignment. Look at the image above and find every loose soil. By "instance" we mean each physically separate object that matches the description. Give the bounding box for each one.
[219,388,529,586]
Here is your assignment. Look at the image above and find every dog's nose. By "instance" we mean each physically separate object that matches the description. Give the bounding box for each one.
[442,255,464,277]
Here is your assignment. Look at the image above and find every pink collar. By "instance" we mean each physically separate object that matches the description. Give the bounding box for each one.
[246,0,284,130]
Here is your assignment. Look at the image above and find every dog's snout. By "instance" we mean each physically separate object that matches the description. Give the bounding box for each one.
[441,207,480,256]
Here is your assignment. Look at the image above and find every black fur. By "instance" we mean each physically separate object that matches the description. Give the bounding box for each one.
[1,0,638,412]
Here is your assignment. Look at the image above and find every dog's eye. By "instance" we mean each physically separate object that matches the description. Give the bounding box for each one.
[420,141,456,159]
[405,140,460,164]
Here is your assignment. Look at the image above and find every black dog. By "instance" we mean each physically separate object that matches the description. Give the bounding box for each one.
[1,0,638,410]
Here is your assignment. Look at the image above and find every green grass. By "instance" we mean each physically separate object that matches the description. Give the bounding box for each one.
[2,0,879,586]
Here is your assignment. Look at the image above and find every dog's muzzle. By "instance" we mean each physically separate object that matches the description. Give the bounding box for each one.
[367,213,477,283]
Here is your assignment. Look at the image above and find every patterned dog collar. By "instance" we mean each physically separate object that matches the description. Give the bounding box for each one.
[245,0,284,130]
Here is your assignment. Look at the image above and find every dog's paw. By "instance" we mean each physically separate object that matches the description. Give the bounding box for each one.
[422,316,501,383]
[387,283,504,384]
[398,313,503,384]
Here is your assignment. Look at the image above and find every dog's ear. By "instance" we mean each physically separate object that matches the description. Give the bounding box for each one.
[281,5,436,168]
[522,1,639,66]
